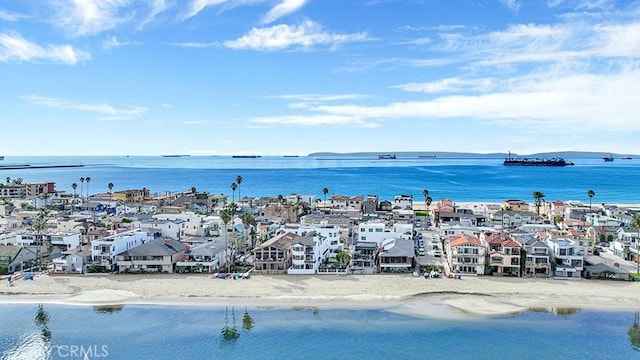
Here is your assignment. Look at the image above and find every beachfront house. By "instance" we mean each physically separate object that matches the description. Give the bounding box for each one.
[350,241,378,274]
[51,252,84,274]
[287,230,343,275]
[91,229,155,271]
[544,238,584,278]
[116,239,188,273]
[176,240,225,273]
[515,235,552,277]
[484,234,522,276]
[613,227,640,263]
[0,245,38,274]
[253,232,294,274]
[445,234,486,275]
[377,238,414,273]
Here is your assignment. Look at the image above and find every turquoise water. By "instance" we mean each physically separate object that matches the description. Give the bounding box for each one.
[1,155,638,203]
[0,304,638,359]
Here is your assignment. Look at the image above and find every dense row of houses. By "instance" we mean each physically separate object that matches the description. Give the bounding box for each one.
[1,181,639,280]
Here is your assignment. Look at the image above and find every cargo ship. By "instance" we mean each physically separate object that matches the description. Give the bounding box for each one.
[378,154,396,159]
[503,152,574,166]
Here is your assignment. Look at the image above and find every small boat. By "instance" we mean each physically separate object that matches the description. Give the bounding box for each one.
[232,155,261,158]
[0,156,4,160]
[162,154,190,157]
[602,154,614,162]
[378,154,396,159]
[621,157,632,160]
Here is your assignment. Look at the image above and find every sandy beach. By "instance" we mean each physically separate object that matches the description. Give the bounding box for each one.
[2,274,639,318]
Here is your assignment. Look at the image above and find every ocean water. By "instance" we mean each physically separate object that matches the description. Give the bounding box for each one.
[0,155,638,203]
[0,304,638,360]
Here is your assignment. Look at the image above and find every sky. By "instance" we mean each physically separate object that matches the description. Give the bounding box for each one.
[1,0,640,156]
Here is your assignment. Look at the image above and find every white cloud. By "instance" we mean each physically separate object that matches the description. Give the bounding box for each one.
[392,78,496,94]
[268,93,371,101]
[261,0,309,24]
[103,36,138,50]
[168,41,219,48]
[249,114,376,127]
[50,0,135,37]
[181,0,228,20]
[223,20,368,51]
[138,0,173,29]
[0,32,90,64]
[0,8,23,21]
[21,95,147,118]
[499,0,521,11]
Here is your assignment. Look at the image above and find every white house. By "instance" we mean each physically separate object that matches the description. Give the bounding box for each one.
[393,195,413,210]
[446,233,487,275]
[52,252,84,273]
[544,238,583,278]
[153,212,209,236]
[357,220,412,246]
[91,229,155,271]
[288,229,342,275]
[134,218,186,240]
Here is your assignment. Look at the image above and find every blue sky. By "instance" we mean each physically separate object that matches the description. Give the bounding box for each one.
[1,0,639,156]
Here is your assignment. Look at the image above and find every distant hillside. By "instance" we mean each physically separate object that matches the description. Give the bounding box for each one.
[307,151,637,158]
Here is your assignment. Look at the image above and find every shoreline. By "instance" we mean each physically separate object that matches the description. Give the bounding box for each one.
[2,274,639,319]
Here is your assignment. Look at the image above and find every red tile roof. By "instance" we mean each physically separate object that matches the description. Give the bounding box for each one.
[448,233,482,247]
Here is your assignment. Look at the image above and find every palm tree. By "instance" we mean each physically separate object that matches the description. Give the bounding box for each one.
[632,214,640,274]
[532,191,546,215]
[236,175,243,200]
[322,187,328,208]
[71,183,78,213]
[108,182,114,211]
[85,177,91,201]
[587,190,595,210]
[230,182,237,203]
[220,206,234,273]
[32,208,49,271]
[80,177,85,205]
[5,177,10,184]
[422,189,429,209]
[241,212,254,250]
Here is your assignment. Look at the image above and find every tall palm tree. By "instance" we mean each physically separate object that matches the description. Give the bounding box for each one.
[322,187,328,207]
[241,212,253,250]
[80,177,85,205]
[532,191,545,215]
[85,177,91,201]
[236,175,243,201]
[230,182,237,203]
[71,183,78,213]
[108,182,114,211]
[632,214,640,275]
[587,189,595,210]
[5,177,10,184]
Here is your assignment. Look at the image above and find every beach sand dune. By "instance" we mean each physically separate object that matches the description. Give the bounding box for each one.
[2,274,639,317]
